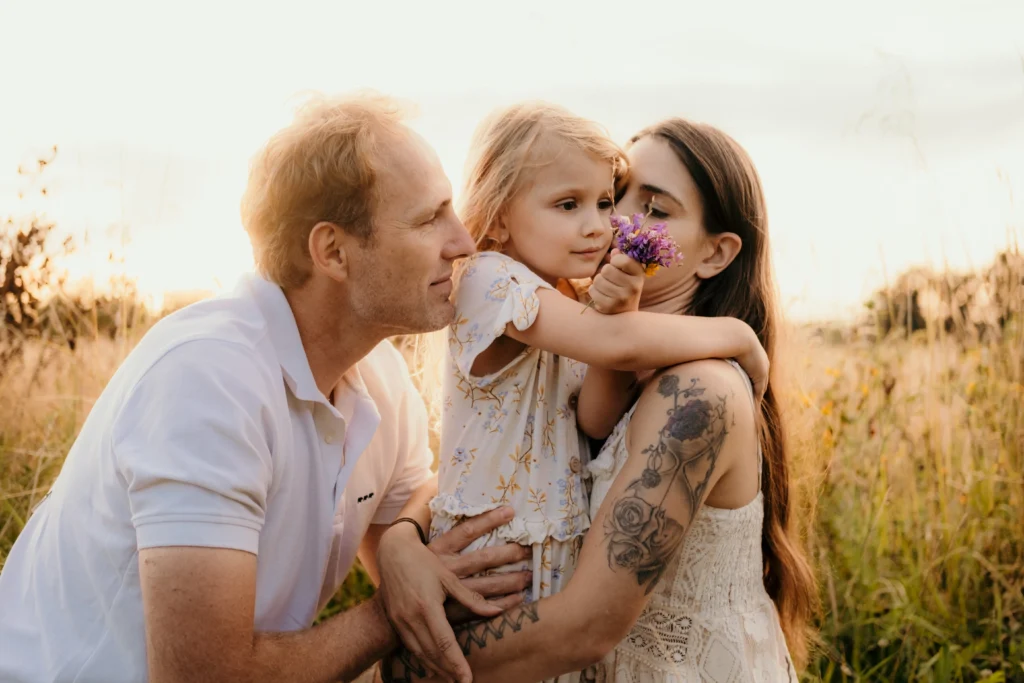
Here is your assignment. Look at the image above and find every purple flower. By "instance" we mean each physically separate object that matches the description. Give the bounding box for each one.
[609,213,681,276]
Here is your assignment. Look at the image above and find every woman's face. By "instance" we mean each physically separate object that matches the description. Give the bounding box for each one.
[616,135,710,311]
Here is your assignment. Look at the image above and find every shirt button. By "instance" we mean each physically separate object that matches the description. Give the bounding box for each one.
[324,432,335,444]
[568,394,579,411]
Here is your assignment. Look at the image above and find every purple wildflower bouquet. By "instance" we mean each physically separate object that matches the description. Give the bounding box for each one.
[582,212,681,313]
[609,212,681,276]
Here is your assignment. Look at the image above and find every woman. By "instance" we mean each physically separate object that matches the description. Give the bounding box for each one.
[379,118,818,682]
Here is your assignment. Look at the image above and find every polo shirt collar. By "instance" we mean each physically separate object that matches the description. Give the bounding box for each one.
[243,274,377,425]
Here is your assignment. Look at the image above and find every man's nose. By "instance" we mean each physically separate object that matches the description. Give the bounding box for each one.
[443,215,476,260]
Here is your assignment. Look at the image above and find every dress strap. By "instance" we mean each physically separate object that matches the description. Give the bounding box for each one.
[725,359,763,490]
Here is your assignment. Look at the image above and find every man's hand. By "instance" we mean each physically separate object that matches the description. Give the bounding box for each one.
[376,507,531,683]
[587,249,645,314]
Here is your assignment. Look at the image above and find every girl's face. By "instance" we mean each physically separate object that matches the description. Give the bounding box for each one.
[497,139,615,284]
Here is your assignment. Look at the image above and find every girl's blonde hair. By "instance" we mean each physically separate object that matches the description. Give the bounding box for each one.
[459,101,629,250]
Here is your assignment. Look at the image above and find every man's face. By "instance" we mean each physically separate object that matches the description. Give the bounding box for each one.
[346,130,476,335]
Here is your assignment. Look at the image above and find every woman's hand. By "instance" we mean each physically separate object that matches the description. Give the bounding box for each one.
[375,507,531,683]
[588,249,645,314]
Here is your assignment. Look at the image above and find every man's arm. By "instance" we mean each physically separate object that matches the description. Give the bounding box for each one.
[141,547,395,683]
[358,526,387,586]
[141,506,532,683]
[381,361,749,682]
[359,474,440,585]
[117,341,395,683]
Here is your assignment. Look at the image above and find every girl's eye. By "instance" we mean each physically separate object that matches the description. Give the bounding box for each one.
[597,198,614,211]
[557,200,578,211]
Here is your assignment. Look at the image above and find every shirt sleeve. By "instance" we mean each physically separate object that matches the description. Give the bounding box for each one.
[448,253,554,382]
[372,354,437,525]
[112,339,276,555]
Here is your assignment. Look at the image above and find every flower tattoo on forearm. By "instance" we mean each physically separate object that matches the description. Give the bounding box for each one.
[380,603,541,682]
[604,374,729,593]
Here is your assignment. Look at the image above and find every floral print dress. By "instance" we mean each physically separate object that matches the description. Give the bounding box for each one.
[430,252,592,615]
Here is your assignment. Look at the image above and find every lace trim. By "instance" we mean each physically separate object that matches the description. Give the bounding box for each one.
[621,608,694,667]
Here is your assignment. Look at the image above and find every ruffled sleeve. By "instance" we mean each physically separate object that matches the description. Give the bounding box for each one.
[447,252,553,381]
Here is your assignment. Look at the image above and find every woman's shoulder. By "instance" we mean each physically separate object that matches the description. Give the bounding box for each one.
[629,359,756,445]
[647,359,753,403]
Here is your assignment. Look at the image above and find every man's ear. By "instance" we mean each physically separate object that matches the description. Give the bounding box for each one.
[695,232,742,279]
[308,221,350,283]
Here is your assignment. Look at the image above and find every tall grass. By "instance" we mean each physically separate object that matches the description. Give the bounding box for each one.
[787,326,1024,681]
[1,305,1022,681]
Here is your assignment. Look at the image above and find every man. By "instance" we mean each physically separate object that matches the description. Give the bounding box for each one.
[0,92,529,683]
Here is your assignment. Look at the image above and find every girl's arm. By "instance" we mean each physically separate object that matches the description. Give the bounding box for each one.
[513,288,769,398]
[380,360,753,682]
[575,251,644,440]
[576,368,640,440]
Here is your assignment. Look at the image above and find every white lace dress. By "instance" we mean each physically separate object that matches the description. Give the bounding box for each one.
[583,361,796,683]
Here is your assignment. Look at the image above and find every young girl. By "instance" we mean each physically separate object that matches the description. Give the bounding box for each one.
[429,103,765,614]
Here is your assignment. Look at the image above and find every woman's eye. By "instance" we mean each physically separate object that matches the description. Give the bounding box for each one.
[644,202,669,219]
[557,200,578,211]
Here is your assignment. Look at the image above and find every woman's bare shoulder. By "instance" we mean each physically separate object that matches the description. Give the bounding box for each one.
[637,359,754,414]
[626,359,756,467]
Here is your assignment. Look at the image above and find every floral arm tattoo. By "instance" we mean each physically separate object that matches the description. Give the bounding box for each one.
[604,373,729,594]
[380,603,541,683]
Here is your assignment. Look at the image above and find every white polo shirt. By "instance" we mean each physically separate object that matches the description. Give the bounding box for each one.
[0,273,434,683]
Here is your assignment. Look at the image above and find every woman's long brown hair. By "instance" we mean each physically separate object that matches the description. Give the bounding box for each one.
[631,119,819,667]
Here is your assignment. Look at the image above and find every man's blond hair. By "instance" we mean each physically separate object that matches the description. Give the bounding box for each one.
[241,92,406,287]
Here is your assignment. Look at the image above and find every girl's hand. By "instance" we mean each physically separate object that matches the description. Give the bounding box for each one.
[734,325,770,401]
[588,249,645,315]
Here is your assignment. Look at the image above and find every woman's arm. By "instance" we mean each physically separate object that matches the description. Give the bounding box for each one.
[509,289,769,399]
[381,360,753,682]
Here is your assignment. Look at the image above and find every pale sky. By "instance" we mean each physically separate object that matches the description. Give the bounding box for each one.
[2,0,1023,320]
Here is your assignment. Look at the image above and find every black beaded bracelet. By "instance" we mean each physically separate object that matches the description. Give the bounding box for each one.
[390,517,428,545]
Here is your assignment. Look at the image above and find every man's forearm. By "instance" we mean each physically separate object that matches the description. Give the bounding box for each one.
[249,594,397,683]
[394,474,438,531]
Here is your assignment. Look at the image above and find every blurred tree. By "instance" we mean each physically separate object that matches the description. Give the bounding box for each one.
[0,146,80,373]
